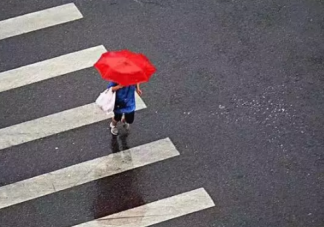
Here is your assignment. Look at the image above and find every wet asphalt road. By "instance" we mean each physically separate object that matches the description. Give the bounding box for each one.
[0,0,324,226]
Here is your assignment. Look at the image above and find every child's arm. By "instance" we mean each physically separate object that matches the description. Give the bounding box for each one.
[111,84,123,92]
[136,83,142,96]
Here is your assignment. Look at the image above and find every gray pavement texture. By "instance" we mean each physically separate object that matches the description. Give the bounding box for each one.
[0,0,324,226]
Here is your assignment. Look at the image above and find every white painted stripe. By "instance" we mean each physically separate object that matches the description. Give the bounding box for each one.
[0,3,83,40]
[0,94,146,151]
[72,188,215,227]
[0,45,106,93]
[0,138,179,209]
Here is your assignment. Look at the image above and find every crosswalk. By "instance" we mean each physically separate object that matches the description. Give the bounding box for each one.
[0,97,146,150]
[0,2,214,227]
[0,3,83,40]
[72,188,214,227]
[0,45,106,93]
[0,139,179,209]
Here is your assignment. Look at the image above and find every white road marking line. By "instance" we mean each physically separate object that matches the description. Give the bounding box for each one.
[0,3,83,40]
[0,45,106,93]
[0,94,146,151]
[72,188,215,227]
[0,138,179,209]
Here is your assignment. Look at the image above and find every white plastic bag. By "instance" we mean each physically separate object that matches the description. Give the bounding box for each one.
[95,88,116,113]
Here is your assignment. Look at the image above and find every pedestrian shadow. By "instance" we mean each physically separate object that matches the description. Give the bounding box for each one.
[91,132,146,225]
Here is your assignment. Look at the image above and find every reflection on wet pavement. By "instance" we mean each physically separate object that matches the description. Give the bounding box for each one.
[93,133,145,224]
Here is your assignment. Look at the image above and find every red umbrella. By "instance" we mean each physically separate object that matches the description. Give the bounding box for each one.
[94,50,156,86]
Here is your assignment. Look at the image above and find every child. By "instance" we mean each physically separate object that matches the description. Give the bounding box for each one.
[108,82,142,135]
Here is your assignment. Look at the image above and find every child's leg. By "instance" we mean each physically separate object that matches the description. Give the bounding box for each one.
[112,113,123,126]
[110,113,123,135]
[124,111,135,124]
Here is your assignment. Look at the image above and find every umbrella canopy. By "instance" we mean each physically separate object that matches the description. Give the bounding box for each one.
[94,50,156,86]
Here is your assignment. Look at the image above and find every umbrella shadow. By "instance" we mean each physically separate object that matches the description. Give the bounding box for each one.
[91,133,146,224]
